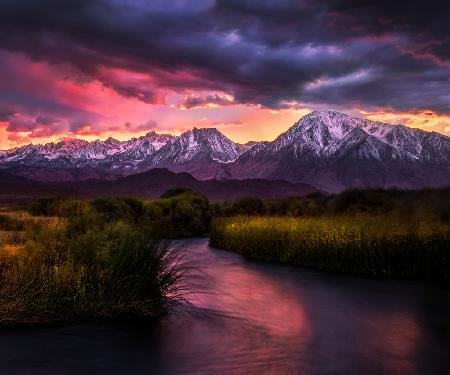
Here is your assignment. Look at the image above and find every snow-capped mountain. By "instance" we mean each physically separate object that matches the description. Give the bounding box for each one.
[0,133,169,165]
[138,127,246,179]
[0,131,175,180]
[1,111,449,191]
[228,111,450,191]
[107,132,176,170]
[150,127,242,164]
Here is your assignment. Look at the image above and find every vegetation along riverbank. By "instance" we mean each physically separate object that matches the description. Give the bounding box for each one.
[210,188,450,281]
[210,214,450,280]
[0,191,211,327]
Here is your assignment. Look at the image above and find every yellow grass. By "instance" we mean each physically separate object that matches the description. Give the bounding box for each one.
[210,214,450,279]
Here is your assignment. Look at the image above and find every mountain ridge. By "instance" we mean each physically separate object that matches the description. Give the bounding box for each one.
[0,168,318,202]
[1,111,449,192]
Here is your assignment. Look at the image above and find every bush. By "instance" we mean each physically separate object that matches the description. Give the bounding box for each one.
[91,197,144,224]
[160,188,194,199]
[215,188,450,220]
[144,192,211,237]
[28,194,211,238]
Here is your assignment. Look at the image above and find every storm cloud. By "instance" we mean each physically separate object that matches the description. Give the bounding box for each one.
[0,0,449,142]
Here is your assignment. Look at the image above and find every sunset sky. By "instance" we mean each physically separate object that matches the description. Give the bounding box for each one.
[0,0,449,148]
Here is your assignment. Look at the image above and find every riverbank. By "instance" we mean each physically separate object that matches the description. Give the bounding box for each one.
[210,215,450,281]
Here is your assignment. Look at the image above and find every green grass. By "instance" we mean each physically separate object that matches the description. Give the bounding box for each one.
[210,215,450,280]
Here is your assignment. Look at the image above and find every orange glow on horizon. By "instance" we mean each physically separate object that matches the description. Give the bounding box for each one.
[1,87,449,150]
[358,109,450,135]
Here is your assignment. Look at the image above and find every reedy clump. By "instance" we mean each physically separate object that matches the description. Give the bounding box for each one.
[210,214,450,280]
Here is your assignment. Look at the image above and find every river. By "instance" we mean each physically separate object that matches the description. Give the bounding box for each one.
[0,238,449,374]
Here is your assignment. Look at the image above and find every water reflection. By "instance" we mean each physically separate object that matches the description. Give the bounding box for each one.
[0,238,448,374]
[190,261,308,338]
[158,241,312,374]
[365,313,421,375]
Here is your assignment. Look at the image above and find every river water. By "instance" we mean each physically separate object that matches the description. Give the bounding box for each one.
[0,238,449,374]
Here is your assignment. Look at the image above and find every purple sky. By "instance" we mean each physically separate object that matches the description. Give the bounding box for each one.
[0,0,449,147]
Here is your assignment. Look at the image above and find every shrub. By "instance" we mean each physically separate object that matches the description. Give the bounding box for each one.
[160,188,194,199]
[144,192,211,237]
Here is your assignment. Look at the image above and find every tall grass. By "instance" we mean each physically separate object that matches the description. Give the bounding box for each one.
[0,211,186,326]
[210,215,450,280]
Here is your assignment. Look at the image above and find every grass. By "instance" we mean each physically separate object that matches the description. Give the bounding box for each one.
[210,214,450,280]
[0,209,186,327]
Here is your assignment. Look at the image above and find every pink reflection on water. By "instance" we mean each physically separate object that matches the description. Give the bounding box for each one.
[190,262,308,339]
[358,312,422,375]
[163,241,435,375]
[166,257,314,374]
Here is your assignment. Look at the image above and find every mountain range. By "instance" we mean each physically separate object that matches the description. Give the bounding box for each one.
[1,111,449,192]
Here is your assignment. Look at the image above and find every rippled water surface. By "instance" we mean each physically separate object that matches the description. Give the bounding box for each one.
[0,238,449,374]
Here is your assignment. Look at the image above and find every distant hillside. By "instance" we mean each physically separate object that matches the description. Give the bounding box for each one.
[0,169,317,202]
[0,171,69,196]
[74,168,318,201]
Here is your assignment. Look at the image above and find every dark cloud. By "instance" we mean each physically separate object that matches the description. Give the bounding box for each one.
[0,0,448,116]
[124,120,158,132]
[0,105,17,121]
[35,115,57,126]
[6,117,35,132]
[329,0,450,62]
[69,119,93,133]
[5,113,66,138]
[176,94,235,109]
[108,85,157,104]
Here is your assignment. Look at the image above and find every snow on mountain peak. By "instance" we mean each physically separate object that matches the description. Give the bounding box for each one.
[294,111,393,140]
[166,127,242,163]
[257,110,443,163]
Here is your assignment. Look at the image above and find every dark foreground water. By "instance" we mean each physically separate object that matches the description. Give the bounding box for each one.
[0,239,449,375]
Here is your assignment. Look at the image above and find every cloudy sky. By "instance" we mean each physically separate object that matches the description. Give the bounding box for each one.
[0,0,449,147]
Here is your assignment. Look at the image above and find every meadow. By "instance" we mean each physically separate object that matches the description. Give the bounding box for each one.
[210,214,450,280]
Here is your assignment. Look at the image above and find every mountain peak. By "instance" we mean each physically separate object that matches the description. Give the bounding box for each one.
[180,127,229,144]
[147,126,242,168]
[308,109,344,116]
[292,110,394,140]
[188,127,220,135]
[302,110,368,123]
[104,137,120,145]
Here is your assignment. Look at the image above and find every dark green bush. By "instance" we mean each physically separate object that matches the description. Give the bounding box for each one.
[144,192,211,237]
[160,188,194,199]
